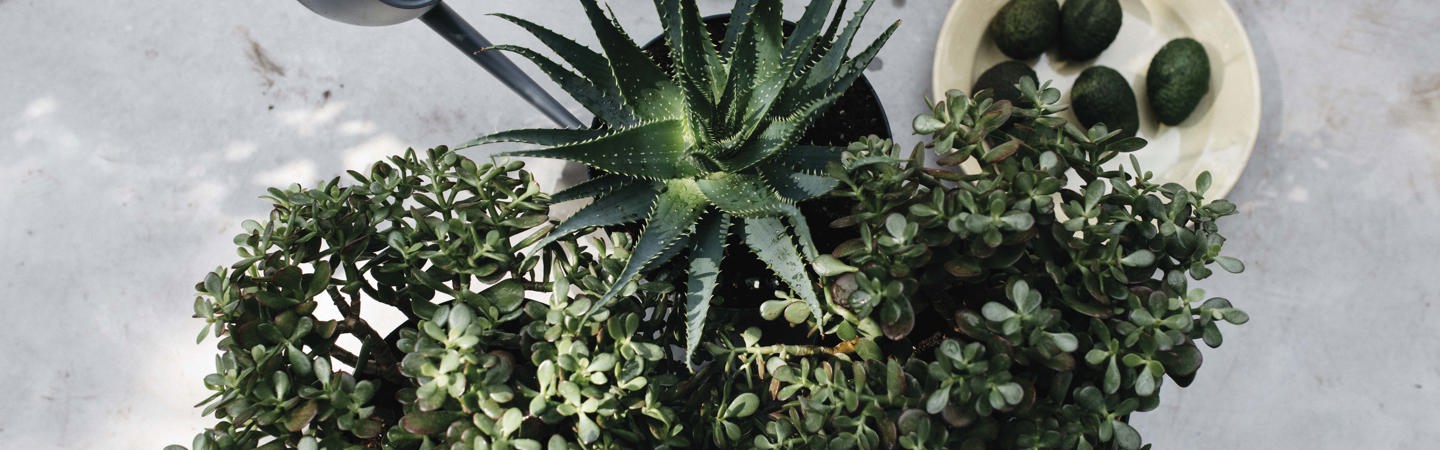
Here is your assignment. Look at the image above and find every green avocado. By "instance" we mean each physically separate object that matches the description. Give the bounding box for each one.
[989,0,1060,60]
[1147,38,1211,125]
[1059,0,1123,61]
[973,60,1038,106]
[1071,66,1139,137]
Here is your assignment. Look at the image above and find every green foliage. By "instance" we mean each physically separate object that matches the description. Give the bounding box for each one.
[180,83,1247,450]
[184,148,562,449]
[181,4,1250,450]
[470,0,898,368]
[810,81,1248,448]
[181,147,709,449]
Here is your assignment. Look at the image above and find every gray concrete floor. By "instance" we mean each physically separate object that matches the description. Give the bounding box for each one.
[2,1,1437,448]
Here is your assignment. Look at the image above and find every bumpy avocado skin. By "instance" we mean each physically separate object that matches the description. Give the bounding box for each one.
[989,0,1061,60]
[1071,66,1139,137]
[1147,38,1211,125]
[1059,0,1123,61]
[974,60,1038,106]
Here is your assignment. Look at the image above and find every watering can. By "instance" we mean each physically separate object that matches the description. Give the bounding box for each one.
[297,0,583,128]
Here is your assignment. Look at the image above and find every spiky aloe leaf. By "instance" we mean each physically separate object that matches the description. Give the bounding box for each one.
[586,179,708,316]
[781,0,835,64]
[772,144,845,174]
[463,126,608,148]
[487,45,632,127]
[488,15,634,126]
[720,91,844,171]
[655,0,723,101]
[489,13,623,100]
[550,174,633,203]
[705,177,822,262]
[728,1,831,143]
[536,182,659,249]
[743,217,823,322]
[696,172,798,219]
[684,211,729,370]
[720,0,760,58]
[814,0,851,59]
[579,0,683,121]
[779,0,877,114]
[827,20,900,99]
[504,119,699,180]
[740,0,785,82]
[479,0,897,341]
[700,173,821,260]
[654,0,721,149]
[717,10,763,135]
[760,165,838,202]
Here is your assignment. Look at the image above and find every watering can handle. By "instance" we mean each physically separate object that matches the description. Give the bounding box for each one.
[419,3,583,128]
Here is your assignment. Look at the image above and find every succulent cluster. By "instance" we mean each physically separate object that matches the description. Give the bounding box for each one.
[180,148,554,449]
[798,81,1248,447]
[179,2,1251,449]
[469,0,897,366]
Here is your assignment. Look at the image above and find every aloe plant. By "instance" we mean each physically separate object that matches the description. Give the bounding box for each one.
[467,0,897,367]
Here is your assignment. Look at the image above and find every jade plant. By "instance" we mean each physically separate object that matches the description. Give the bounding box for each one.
[469,0,897,365]
[797,79,1248,448]
[177,2,1253,449]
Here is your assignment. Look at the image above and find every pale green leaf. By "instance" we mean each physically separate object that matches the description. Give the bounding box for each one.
[1215,255,1245,273]
[725,392,761,419]
[1121,250,1156,267]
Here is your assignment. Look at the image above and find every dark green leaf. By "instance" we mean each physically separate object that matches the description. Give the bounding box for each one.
[578,0,682,121]
[504,119,698,180]
[255,292,299,309]
[1113,420,1142,450]
[855,338,881,361]
[879,297,915,340]
[551,175,633,203]
[537,182,659,249]
[468,126,609,148]
[490,14,629,120]
[286,399,319,432]
[744,217,823,322]
[982,139,1021,163]
[684,212,729,370]
[589,180,707,316]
